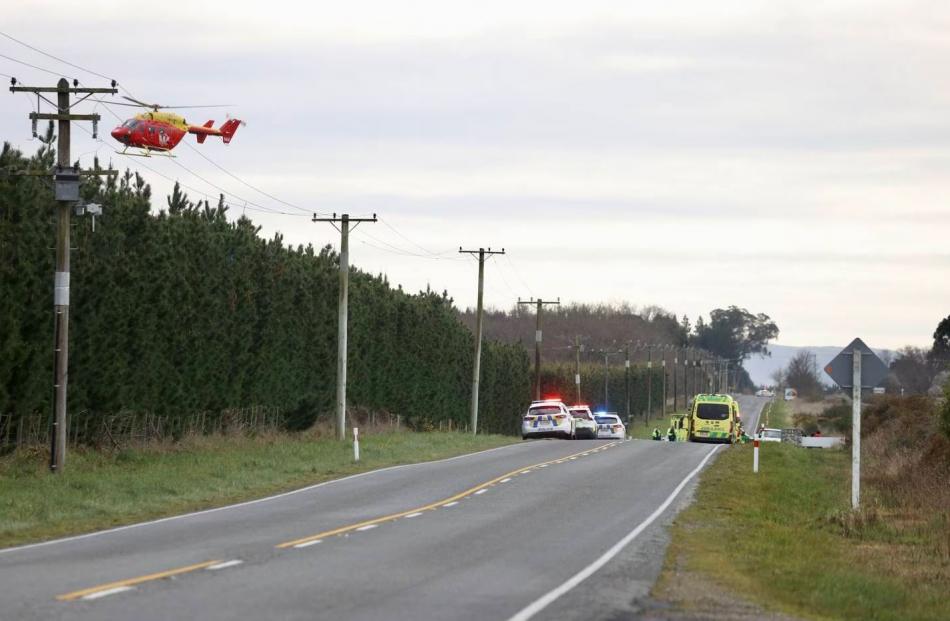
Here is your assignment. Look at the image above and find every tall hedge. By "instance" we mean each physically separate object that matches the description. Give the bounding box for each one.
[0,138,530,441]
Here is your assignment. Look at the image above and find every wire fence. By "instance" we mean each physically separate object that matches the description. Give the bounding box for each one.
[0,407,285,452]
[0,407,420,453]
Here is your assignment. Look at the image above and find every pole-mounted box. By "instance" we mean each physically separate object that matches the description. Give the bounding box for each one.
[54,168,80,202]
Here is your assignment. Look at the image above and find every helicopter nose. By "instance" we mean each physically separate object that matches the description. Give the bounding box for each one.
[111,126,128,143]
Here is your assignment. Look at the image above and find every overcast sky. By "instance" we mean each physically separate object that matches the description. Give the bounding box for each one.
[2,0,948,349]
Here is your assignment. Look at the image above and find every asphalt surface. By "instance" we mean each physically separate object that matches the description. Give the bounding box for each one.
[1,396,766,621]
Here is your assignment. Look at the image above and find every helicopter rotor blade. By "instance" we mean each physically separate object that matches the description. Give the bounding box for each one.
[150,104,234,109]
[118,95,232,110]
[121,95,161,109]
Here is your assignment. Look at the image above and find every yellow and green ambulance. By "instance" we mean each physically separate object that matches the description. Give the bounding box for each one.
[688,394,739,444]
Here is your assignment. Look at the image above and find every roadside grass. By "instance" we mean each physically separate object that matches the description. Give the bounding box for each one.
[656,440,950,620]
[0,431,517,548]
[760,397,789,429]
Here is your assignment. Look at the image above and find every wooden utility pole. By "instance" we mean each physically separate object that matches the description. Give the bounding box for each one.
[517,298,559,400]
[684,348,692,407]
[646,344,653,423]
[459,247,505,435]
[573,335,583,403]
[624,345,631,422]
[671,353,677,412]
[661,355,668,417]
[313,213,377,441]
[597,348,625,412]
[10,77,117,472]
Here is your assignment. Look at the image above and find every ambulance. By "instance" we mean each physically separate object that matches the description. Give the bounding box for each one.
[688,394,740,444]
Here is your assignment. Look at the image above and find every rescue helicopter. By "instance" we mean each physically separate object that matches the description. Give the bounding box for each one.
[109,96,244,157]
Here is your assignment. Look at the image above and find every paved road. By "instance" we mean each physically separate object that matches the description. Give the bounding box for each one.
[2,397,766,621]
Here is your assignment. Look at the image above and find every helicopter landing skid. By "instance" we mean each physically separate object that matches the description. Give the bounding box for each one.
[116,147,176,159]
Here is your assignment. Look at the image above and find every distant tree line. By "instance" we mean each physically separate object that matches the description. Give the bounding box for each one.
[0,137,531,445]
[468,304,780,393]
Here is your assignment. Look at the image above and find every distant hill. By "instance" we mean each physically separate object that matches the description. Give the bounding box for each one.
[745,344,894,388]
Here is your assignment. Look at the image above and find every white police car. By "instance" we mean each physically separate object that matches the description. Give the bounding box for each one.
[595,412,626,439]
[522,399,574,440]
[568,405,598,439]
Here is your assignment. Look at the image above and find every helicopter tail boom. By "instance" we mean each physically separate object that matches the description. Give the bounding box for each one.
[195,120,214,144]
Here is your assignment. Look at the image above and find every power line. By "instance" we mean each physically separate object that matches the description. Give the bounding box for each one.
[0,30,116,83]
[379,218,442,256]
[355,228,466,261]
[167,158,306,217]
[504,254,534,297]
[0,52,78,80]
[180,141,327,216]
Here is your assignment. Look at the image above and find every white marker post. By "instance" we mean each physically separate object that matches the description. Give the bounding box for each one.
[353,427,360,462]
[851,347,861,509]
[753,437,760,473]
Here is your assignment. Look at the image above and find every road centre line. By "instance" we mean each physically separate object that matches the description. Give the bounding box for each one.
[206,560,243,570]
[56,560,223,601]
[355,524,378,532]
[81,586,134,600]
[276,442,620,549]
[404,512,424,518]
[500,478,512,483]
[293,539,323,548]
[442,501,460,507]
[474,489,487,495]
[506,445,722,621]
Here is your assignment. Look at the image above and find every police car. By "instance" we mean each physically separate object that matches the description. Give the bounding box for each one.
[522,399,575,440]
[567,405,598,439]
[595,412,625,439]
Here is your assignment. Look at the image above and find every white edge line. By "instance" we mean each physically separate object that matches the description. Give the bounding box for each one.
[293,539,323,549]
[81,586,134,600]
[506,445,722,621]
[206,559,243,570]
[0,441,528,556]
[355,524,378,532]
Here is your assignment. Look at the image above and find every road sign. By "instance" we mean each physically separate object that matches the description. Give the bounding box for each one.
[824,337,889,511]
[824,338,888,390]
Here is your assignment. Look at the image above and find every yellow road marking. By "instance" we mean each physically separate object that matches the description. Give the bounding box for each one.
[56,560,222,601]
[276,442,620,549]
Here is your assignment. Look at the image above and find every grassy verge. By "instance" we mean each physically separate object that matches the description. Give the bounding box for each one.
[0,431,517,548]
[655,441,950,620]
[759,397,789,428]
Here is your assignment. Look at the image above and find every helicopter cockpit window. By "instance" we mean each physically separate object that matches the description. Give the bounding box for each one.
[122,119,139,129]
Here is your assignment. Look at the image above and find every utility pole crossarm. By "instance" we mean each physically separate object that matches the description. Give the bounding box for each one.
[10,85,118,94]
[459,247,506,435]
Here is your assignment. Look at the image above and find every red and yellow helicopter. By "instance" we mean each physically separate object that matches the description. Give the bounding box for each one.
[110,96,243,157]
